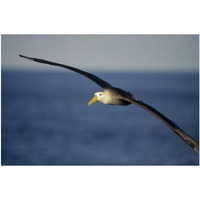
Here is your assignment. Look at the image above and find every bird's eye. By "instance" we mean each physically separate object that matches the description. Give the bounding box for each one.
[99,94,102,96]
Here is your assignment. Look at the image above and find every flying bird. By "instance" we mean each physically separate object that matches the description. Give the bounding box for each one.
[19,54,199,153]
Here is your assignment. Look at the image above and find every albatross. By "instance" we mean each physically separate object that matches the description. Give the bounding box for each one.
[19,54,199,153]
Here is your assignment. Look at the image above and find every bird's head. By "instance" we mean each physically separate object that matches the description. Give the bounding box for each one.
[88,92,105,106]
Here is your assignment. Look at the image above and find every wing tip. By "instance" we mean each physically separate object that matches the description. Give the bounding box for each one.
[19,54,33,61]
[19,54,28,59]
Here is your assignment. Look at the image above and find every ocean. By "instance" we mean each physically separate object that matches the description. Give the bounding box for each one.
[1,70,199,165]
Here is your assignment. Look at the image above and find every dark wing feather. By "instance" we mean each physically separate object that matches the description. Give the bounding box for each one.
[19,55,112,89]
[122,97,199,153]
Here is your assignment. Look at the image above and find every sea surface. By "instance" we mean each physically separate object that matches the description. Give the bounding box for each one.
[1,70,199,165]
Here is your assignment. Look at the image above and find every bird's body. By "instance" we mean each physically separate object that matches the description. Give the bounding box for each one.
[19,54,199,153]
[94,88,134,106]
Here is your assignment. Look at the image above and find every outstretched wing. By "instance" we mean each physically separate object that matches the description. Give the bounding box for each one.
[121,96,199,153]
[19,55,112,89]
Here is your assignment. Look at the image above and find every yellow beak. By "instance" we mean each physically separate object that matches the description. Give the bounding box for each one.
[88,95,98,106]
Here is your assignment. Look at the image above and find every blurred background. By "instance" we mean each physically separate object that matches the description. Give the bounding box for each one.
[1,35,199,165]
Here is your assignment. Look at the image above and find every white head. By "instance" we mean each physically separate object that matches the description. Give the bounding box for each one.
[88,92,105,106]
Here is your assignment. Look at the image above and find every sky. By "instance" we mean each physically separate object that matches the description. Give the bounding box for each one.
[1,35,199,72]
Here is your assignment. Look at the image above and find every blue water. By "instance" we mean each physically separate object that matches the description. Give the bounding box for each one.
[1,70,199,165]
